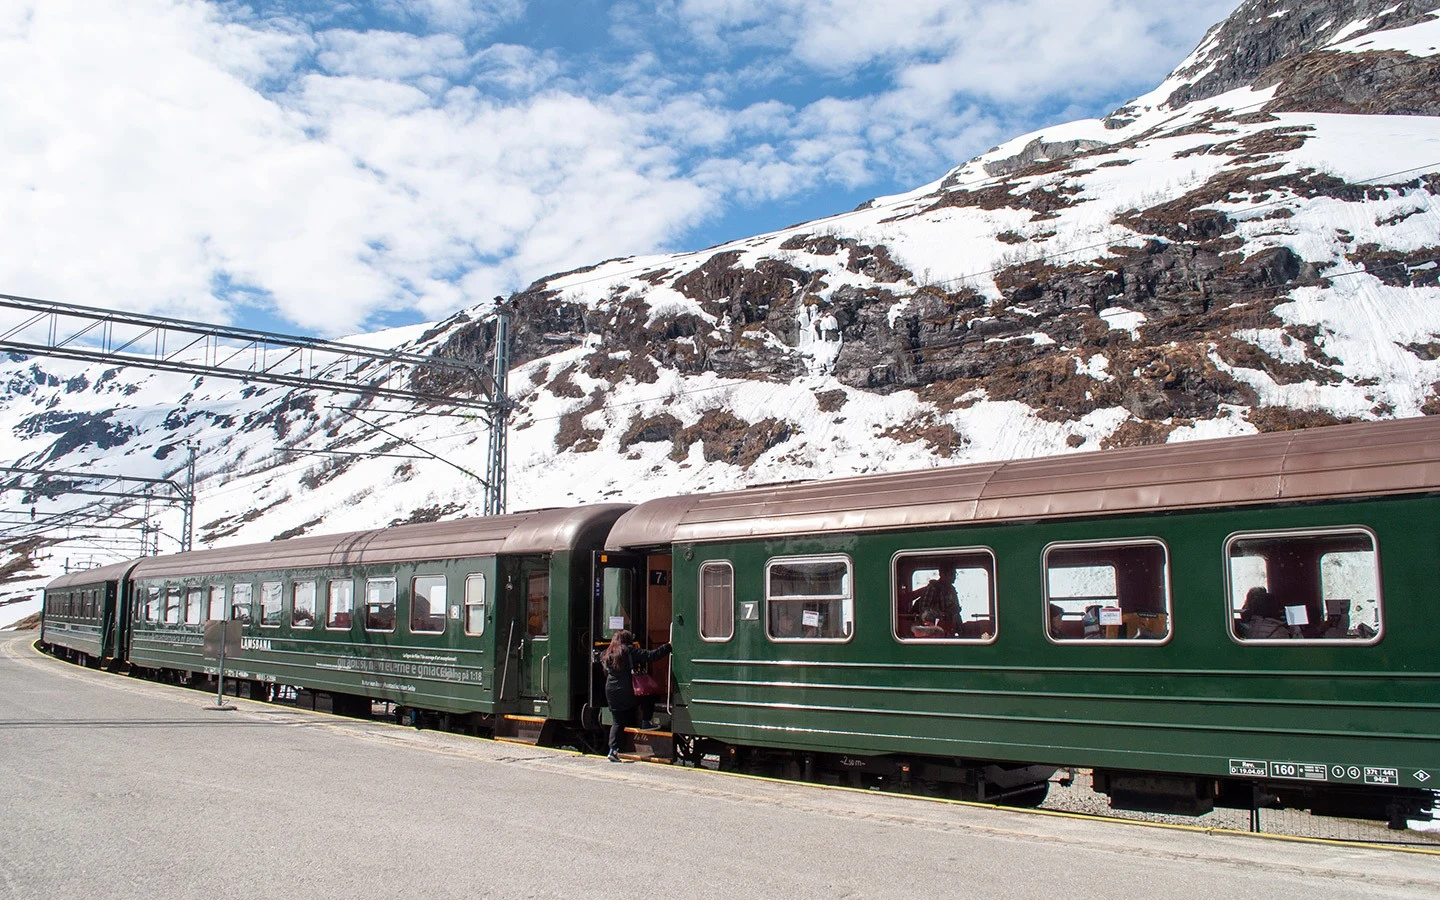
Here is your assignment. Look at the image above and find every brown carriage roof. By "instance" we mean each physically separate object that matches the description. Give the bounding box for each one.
[605,416,1440,549]
[128,504,632,581]
[46,558,145,591]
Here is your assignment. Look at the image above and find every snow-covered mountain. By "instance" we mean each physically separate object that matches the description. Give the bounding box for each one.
[4,0,1440,625]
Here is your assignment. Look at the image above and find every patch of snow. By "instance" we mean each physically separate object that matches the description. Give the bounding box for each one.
[1328,12,1440,56]
[1100,307,1147,337]
[1077,354,1113,381]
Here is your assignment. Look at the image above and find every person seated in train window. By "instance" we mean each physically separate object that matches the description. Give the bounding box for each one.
[1081,604,1103,639]
[1048,603,1066,639]
[772,604,802,638]
[911,565,960,636]
[1237,586,1291,639]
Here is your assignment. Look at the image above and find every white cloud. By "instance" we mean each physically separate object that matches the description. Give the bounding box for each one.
[676,0,1244,102]
[376,0,527,34]
[0,0,1243,336]
[315,29,471,81]
[0,1,722,334]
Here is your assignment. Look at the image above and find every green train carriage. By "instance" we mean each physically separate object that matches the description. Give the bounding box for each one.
[125,505,629,731]
[604,417,1440,823]
[40,559,140,668]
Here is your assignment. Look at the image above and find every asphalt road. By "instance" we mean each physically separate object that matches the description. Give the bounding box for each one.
[3,630,1440,899]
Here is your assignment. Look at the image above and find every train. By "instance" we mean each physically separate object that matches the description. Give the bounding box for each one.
[39,415,1440,827]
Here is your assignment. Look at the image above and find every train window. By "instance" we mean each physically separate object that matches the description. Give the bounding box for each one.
[207,586,226,621]
[463,574,486,636]
[526,571,549,638]
[765,555,853,642]
[164,587,182,625]
[291,581,317,628]
[145,587,160,622]
[327,580,354,629]
[410,576,447,634]
[893,549,997,642]
[260,582,283,628]
[185,589,203,625]
[231,583,253,624]
[1044,540,1171,643]
[699,562,734,642]
[365,578,397,632]
[1227,529,1382,643]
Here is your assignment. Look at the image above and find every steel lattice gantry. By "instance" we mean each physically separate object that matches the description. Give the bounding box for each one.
[0,293,513,515]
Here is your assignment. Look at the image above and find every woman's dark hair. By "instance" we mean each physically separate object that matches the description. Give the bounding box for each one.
[600,629,634,670]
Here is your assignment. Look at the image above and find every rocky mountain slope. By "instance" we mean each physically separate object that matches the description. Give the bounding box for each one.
[4,0,1440,620]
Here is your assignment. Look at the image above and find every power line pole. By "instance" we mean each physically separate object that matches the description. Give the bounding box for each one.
[182,442,197,552]
[485,302,511,516]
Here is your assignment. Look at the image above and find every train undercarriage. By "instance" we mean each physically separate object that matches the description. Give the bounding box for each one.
[38,640,1436,830]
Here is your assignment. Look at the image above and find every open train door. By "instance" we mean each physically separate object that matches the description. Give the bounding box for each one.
[592,551,673,722]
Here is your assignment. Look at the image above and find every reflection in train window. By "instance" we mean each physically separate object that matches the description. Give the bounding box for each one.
[185,588,203,625]
[327,580,354,629]
[260,582,283,628]
[231,583,253,624]
[411,575,447,634]
[1045,540,1171,643]
[207,586,226,621]
[365,578,397,632]
[1228,529,1382,643]
[291,581,316,628]
[164,587,182,625]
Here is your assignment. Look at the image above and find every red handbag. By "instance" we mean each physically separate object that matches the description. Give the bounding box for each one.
[632,673,661,696]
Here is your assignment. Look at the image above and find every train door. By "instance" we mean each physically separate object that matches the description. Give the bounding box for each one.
[508,556,552,705]
[594,551,673,696]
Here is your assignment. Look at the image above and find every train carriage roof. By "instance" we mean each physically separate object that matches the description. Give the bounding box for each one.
[129,504,632,581]
[46,558,145,590]
[605,416,1440,549]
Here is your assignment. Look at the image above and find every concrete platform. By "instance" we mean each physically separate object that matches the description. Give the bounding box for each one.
[3,631,1439,900]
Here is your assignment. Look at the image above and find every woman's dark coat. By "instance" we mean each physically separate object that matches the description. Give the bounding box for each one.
[604,643,671,712]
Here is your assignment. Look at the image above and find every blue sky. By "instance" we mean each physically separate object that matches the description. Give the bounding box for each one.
[0,0,1241,336]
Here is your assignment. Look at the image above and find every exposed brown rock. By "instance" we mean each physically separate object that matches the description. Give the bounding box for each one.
[672,409,792,466]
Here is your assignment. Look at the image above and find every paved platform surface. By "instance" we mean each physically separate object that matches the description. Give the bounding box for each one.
[4,630,1440,899]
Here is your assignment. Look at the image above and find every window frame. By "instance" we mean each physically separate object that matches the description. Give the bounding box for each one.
[231,582,253,625]
[891,547,999,645]
[326,579,355,631]
[1224,526,1384,647]
[291,581,317,629]
[364,577,398,633]
[463,573,486,637]
[764,554,855,644]
[698,561,736,643]
[1042,537,1173,646]
[207,585,226,622]
[259,581,283,629]
[185,587,204,625]
[163,586,182,625]
[409,575,448,635]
